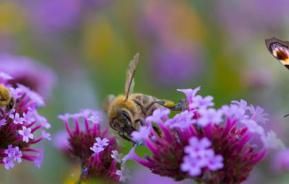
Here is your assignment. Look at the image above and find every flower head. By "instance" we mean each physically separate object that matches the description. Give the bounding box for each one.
[58,109,124,182]
[0,73,50,170]
[126,87,277,183]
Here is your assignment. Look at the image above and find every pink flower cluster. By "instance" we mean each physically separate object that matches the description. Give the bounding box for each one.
[0,73,50,170]
[58,109,125,182]
[126,87,281,184]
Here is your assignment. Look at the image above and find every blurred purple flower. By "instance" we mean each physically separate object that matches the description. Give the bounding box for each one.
[241,68,273,90]
[150,45,203,86]
[128,167,189,184]
[24,0,81,32]
[58,109,123,182]
[125,87,280,183]
[53,131,69,153]
[0,55,56,99]
[0,74,50,170]
[83,0,113,10]
[217,0,289,45]
[272,149,289,172]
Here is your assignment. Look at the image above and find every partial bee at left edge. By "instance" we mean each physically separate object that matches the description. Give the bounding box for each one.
[265,37,289,69]
[0,84,15,112]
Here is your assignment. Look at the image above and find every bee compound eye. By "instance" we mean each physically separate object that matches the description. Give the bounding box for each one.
[111,119,121,130]
[121,110,131,122]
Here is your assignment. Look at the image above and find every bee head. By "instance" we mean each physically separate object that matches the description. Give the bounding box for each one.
[110,108,136,136]
[107,95,138,136]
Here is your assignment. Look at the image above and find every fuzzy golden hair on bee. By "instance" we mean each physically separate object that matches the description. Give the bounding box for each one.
[0,84,11,107]
[107,95,138,120]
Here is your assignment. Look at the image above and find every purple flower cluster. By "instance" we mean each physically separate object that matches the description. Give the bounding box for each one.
[126,87,280,184]
[24,0,81,33]
[23,0,112,33]
[0,55,56,98]
[0,73,50,170]
[58,109,124,183]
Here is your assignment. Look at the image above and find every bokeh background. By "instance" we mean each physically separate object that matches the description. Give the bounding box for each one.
[1,0,289,183]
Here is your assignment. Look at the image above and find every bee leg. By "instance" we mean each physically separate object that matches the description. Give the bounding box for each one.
[155,99,187,111]
[134,118,145,127]
[118,131,134,143]
[170,99,187,111]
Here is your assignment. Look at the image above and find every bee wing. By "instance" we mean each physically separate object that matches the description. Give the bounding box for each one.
[103,94,115,113]
[125,53,140,100]
[265,37,289,69]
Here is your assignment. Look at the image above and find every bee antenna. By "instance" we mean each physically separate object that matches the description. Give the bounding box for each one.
[124,53,139,101]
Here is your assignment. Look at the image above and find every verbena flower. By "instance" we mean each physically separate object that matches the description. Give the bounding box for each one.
[0,73,50,170]
[0,55,56,98]
[58,109,125,183]
[125,87,281,184]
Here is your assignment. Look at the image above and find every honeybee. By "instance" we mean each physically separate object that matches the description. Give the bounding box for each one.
[265,37,289,69]
[0,84,14,111]
[106,53,185,142]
